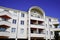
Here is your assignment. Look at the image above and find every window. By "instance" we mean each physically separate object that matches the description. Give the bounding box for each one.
[51,31,53,35]
[47,31,48,35]
[21,20,24,25]
[49,18,51,22]
[12,19,16,24]
[20,28,24,34]
[50,25,52,28]
[37,15,40,18]
[46,24,47,27]
[0,28,6,32]
[11,28,16,32]
[2,18,7,21]
[34,11,36,13]
[4,9,9,12]
[31,29,34,33]
[38,29,42,34]
[21,13,25,17]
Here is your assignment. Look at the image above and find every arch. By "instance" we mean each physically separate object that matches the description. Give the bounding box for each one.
[28,6,45,18]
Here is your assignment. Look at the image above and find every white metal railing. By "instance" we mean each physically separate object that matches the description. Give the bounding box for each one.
[0,20,11,26]
[53,28,60,31]
[0,11,12,18]
[52,21,59,24]
[30,12,44,18]
[31,33,45,37]
[31,14,43,19]
[0,31,10,36]
[31,24,45,29]
[0,11,11,15]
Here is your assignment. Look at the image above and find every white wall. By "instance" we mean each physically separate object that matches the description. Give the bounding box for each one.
[17,11,27,39]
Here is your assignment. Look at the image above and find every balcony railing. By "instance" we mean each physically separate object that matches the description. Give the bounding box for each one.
[31,33,45,37]
[52,21,60,25]
[0,31,10,36]
[0,11,12,18]
[31,24,45,29]
[0,20,11,26]
[30,14,44,21]
[31,14,43,18]
[53,27,60,31]
[30,12,43,18]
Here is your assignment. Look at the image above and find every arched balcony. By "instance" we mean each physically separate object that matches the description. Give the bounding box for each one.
[0,11,12,19]
[28,6,45,29]
[28,6,45,40]
[29,6,45,21]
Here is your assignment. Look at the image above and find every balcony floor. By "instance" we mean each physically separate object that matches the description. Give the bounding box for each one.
[31,37,45,40]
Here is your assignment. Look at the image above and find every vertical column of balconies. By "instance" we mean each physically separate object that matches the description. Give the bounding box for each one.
[30,12,45,40]
[30,19,45,38]
[0,11,11,38]
[28,6,46,40]
[52,19,60,40]
[52,19,60,31]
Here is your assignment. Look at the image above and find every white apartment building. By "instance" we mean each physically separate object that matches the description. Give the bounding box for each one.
[0,6,60,40]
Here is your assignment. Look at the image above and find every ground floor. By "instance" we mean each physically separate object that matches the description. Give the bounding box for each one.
[0,38,54,40]
[31,37,45,40]
[0,37,55,40]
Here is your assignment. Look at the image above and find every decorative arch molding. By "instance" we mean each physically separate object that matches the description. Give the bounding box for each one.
[28,6,45,17]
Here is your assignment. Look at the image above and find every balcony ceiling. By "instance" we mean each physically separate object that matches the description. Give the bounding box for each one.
[54,24,59,26]
[0,36,8,39]
[31,37,44,39]
[0,15,11,19]
[0,25,9,28]
[31,9,43,16]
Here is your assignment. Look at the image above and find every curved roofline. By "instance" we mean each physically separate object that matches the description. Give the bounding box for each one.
[28,6,45,15]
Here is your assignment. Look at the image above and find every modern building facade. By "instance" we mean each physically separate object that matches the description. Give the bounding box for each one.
[0,6,60,40]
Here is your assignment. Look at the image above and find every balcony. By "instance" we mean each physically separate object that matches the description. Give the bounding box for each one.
[52,21,60,25]
[31,24,45,29]
[31,28,45,38]
[30,13,44,21]
[0,21,11,27]
[0,11,12,19]
[53,28,60,31]
[30,20,44,29]
[30,17,44,21]
[0,31,10,37]
[31,33,45,37]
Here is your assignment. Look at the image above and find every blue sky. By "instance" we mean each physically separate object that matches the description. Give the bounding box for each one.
[0,0,60,21]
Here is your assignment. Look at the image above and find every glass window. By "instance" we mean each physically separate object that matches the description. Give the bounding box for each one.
[31,29,34,33]
[21,20,24,25]
[0,28,6,32]
[11,28,16,32]
[2,18,7,21]
[49,18,51,22]
[37,16,40,18]
[21,13,24,17]
[34,11,36,13]
[4,10,9,12]
[20,28,24,34]
[51,31,53,35]
[38,29,42,34]
[50,25,52,28]
[47,31,48,35]
[12,19,16,24]
[46,24,47,27]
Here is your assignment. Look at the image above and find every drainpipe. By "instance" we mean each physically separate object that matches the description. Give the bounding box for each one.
[48,21,51,40]
[16,12,19,40]
[28,10,31,40]
[44,17,48,40]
